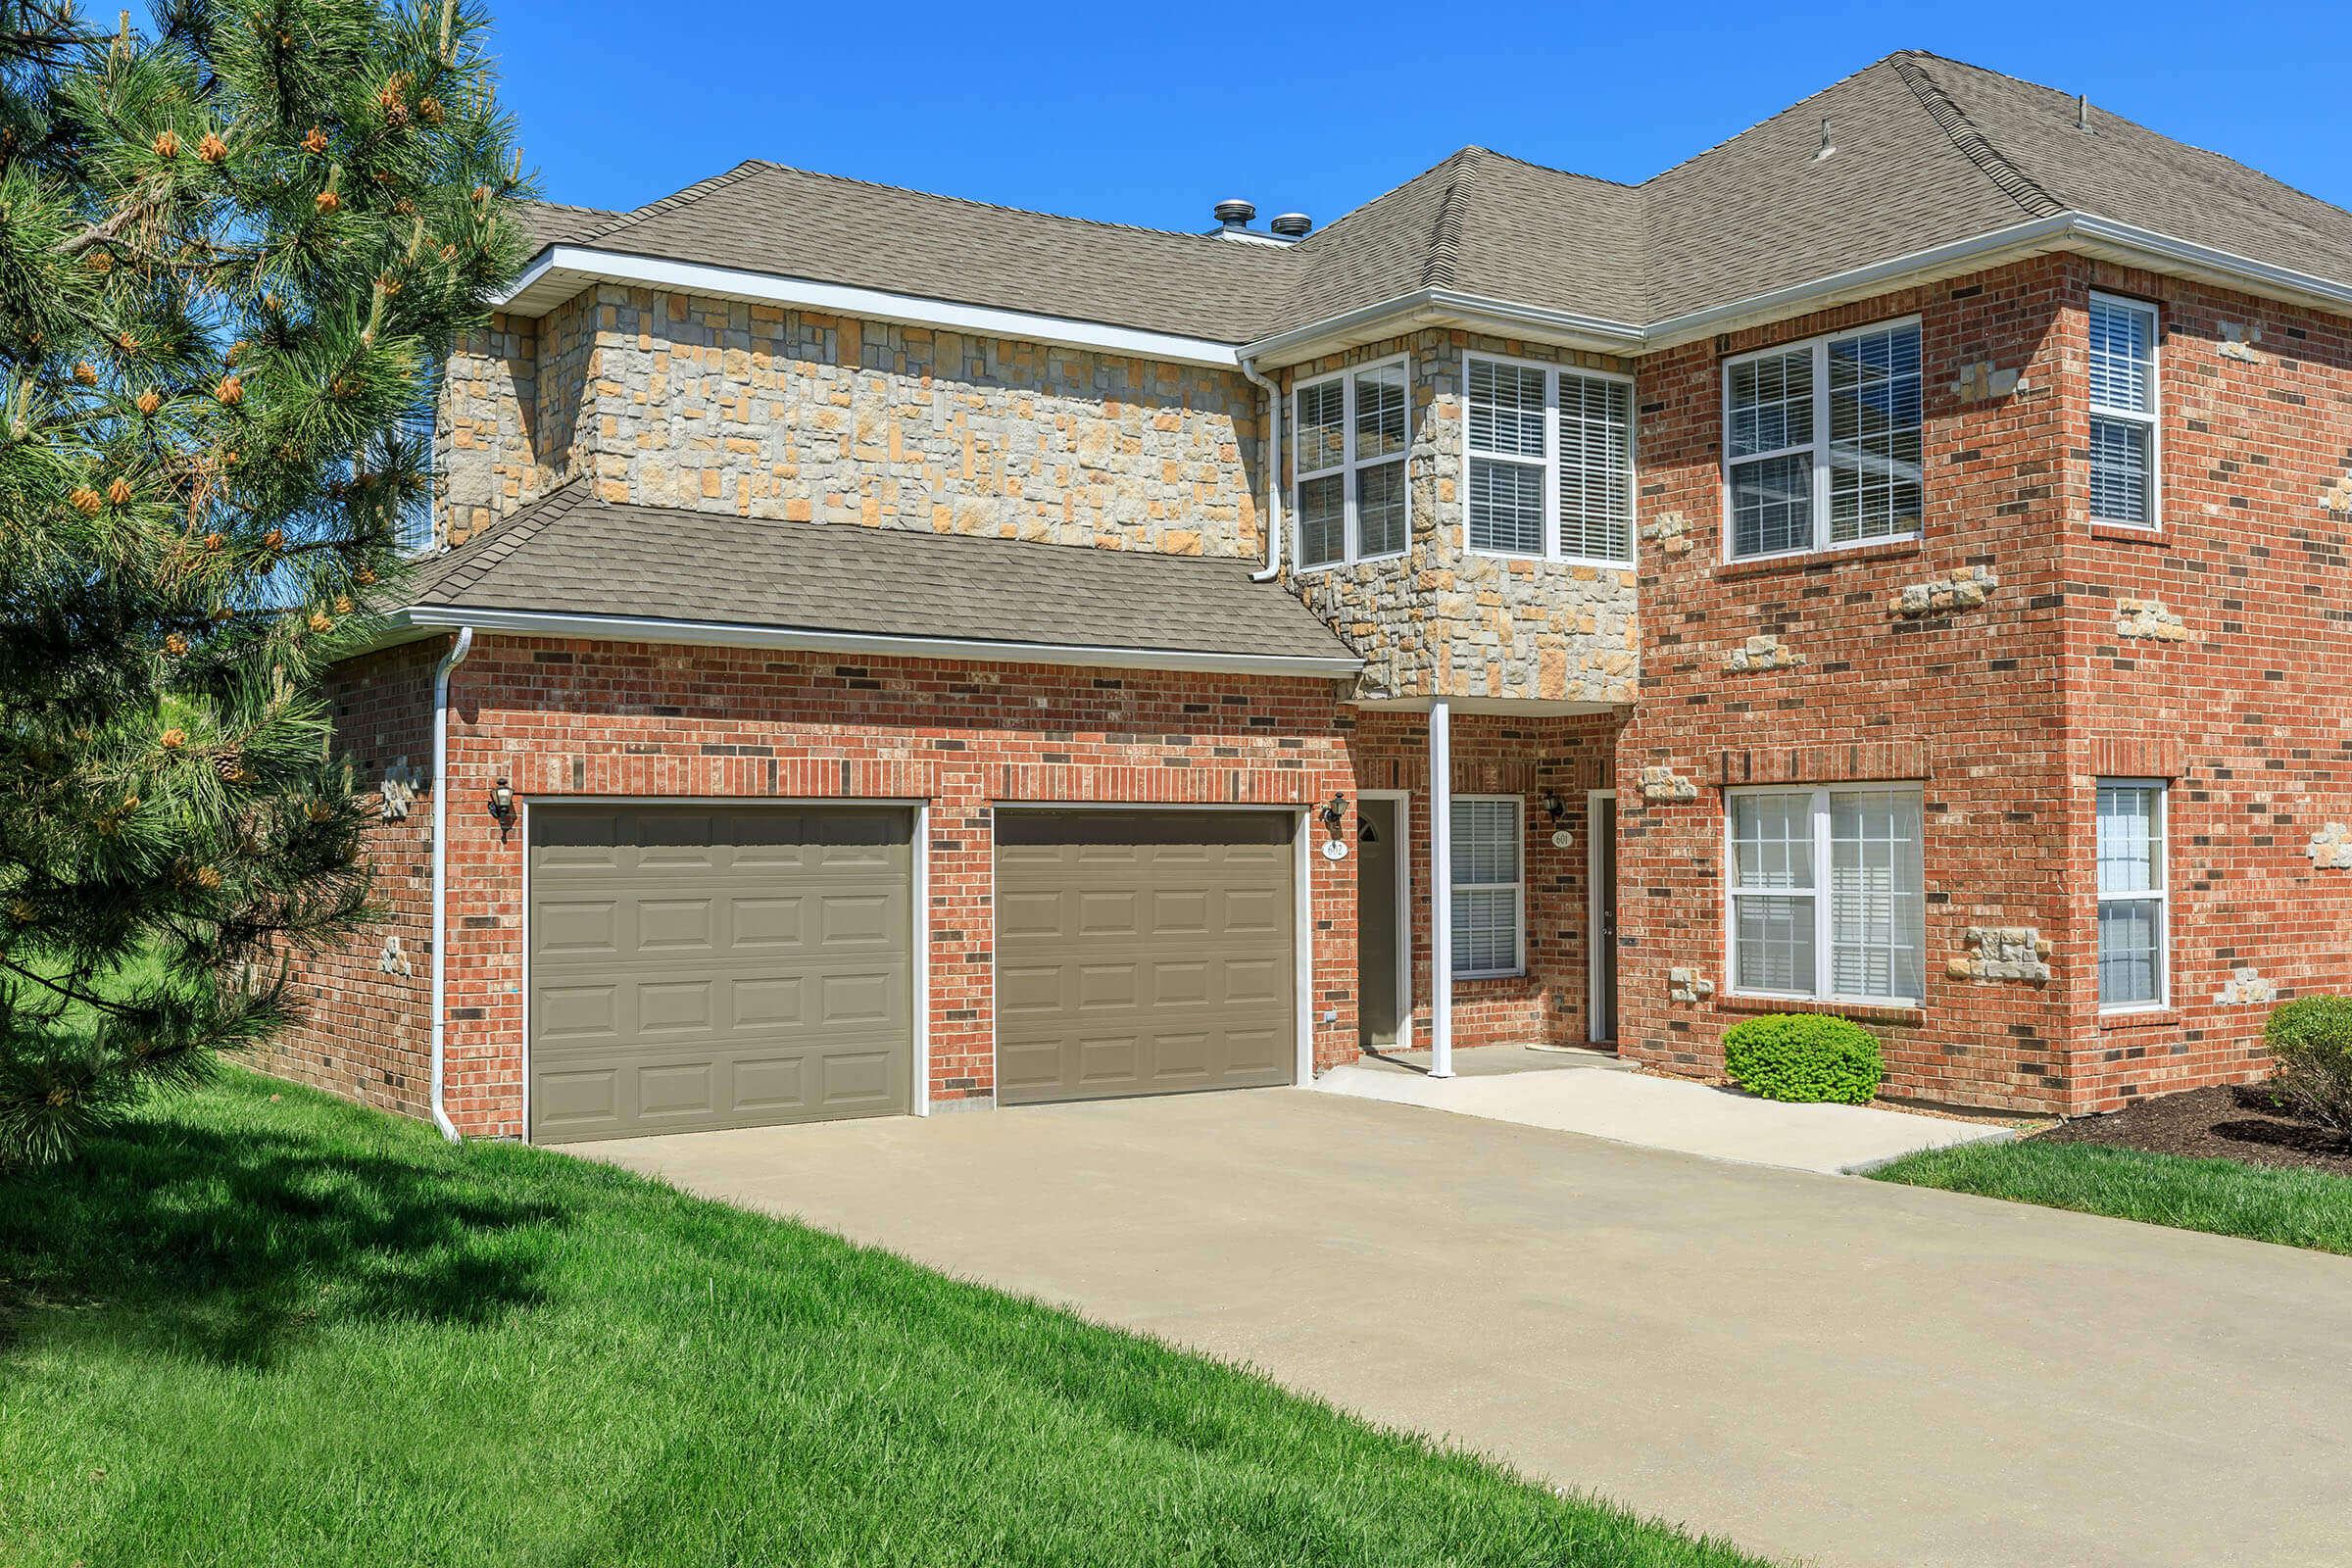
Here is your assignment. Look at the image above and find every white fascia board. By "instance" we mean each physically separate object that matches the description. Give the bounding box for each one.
[493,246,1245,369]
[388,606,1361,679]
[1240,289,1646,368]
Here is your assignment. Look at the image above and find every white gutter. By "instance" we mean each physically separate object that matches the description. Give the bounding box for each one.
[427,625,474,1143]
[1426,697,1453,1079]
[388,606,1360,679]
[1239,355,1285,580]
[496,245,1246,369]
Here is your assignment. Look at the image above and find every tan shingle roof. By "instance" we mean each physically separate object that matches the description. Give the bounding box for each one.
[516,52,2352,343]
[401,486,1357,666]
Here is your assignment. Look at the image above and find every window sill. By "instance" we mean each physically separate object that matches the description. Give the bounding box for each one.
[1465,547,1638,572]
[1293,549,1410,577]
[1454,968,1528,984]
[2097,1006,2180,1031]
[2088,522,2169,547]
[1718,992,1926,1026]
[1715,536,1922,581]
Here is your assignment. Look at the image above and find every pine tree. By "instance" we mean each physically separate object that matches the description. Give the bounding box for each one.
[0,0,526,1164]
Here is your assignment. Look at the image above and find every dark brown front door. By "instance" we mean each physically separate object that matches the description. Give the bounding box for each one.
[1592,793,1619,1044]
[1357,797,1401,1049]
[528,806,913,1143]
[994,809,1296,1104]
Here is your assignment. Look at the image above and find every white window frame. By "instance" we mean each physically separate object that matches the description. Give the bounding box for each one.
[1292,355,1411,572]
[1723,782,1927,1007]
[1720,315,1924,564]
[1460,350,1638,567]
[2094,778,2170,1013]
[1449,793,1526,981]
[2087,291,2161,530]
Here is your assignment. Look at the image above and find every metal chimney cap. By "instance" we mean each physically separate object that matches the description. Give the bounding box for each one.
[1269,212,1312,238]
[1212,198,1256,228]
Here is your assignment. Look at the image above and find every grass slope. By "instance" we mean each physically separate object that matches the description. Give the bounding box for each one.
[1873,1137,2352,1256]
[0,1070,1774,1567]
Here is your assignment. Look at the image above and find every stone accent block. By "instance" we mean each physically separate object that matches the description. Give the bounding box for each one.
[1724,634,1804,672]
[2307,821,2352,869]
[2115,598,2190,642]
[2213,966,2277,1005]
[1949,927,2052,984]
[1889,565,1998,618]
[1640,765,1698,802]
[1667,967,1715,1004]
[1640,512,1692,556]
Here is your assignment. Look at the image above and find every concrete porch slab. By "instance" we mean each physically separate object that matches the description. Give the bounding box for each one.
[1312,1054,2012,1174]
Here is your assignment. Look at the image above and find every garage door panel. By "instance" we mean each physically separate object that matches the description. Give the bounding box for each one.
[995,810,1295,1106]
[530,807,912,1142]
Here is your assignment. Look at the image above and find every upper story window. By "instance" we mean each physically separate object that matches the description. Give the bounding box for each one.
[1464,354,1635,564]
[1724,318,1922,561]
[2088,293,2159,528]
[1295,359,1409,570]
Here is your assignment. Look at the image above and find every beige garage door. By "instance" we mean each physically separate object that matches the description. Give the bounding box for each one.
[995,810,1296,1105]
[529,806,912,1143]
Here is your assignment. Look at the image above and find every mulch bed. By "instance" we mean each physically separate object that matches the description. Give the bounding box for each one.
[2037,1083,2352,1178]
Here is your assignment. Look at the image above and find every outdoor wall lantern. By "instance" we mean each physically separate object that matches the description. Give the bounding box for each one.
[1542,790,1566,823]
[1320,792,1348,830]
[488,776,514,824]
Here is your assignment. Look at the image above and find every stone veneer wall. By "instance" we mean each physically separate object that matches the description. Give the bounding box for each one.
[1283,327,1641,705]
[436,284,1264,558]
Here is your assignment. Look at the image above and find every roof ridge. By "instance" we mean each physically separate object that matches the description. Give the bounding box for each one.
[1454,143,1638,191]
[577,161,774,244]
[1423,151,1475,289]
[1890,53,2065,219]
[414,481,594,601]
[525,198,626,220]
[1639,52,1904,189]
[1284,147,1479,258]
[591,158,1277,252]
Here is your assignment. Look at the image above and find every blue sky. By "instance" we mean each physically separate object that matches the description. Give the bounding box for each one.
[495,1,2352,231]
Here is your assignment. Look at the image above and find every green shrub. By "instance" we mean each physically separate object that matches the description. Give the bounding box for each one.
[2264,996,2352,1135]
[1722,1014,1884,1104]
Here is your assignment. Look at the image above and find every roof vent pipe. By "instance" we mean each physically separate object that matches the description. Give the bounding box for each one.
[1212,198,1256,230]
[2076,93,2089,132]
[1269,212,1312,239]
[1814,117,1835,162]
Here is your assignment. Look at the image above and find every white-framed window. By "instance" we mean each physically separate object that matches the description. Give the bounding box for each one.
[1723,318,1923,561]
[1450,795,1525,979]
[1727,784,1926,1005]
[2088,293,2159,528]
[2095,779,2168,1010]
[1464,353,1635,564]
[1295,358,1409,570]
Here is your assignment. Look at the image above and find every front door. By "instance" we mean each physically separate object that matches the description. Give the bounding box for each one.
[1356,797,1401,1049]
[1590,792,1618,1044]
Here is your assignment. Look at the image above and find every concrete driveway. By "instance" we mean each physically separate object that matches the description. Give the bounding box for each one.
[573,1089,2352,1568]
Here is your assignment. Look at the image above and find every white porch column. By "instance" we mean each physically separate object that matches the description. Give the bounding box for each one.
[1427,697,1454,1078]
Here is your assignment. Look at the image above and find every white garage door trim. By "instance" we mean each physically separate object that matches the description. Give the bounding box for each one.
[987,803,1311,1103]
[515,795,932,1143]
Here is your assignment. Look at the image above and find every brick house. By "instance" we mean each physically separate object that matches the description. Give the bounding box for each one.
[274,51,2352,1141]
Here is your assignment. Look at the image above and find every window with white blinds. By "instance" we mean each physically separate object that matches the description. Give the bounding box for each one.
[1450,795,1524,978]
[1729,785,1925,1004]
[1725,319,1922,560]
[1294,359,1410,569]
[1464,354,1634,563]
[2095,780,2167,1009]
[2088,294,2158,527]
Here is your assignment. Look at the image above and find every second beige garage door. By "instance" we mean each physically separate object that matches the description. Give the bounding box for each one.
[995,809,1296,1104]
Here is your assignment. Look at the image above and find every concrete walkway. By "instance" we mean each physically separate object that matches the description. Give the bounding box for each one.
[1315,1047,2017,1173]
[573,1091,2352,1568]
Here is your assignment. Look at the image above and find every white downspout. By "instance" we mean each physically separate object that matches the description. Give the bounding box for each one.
[1427,697,1453,1078]
[428,624,475,1142]
[1241,355,1285,580]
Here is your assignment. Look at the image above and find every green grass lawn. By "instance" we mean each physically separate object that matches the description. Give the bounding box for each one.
[1872,1137,2352,1255]
[0,1070,1774,1567]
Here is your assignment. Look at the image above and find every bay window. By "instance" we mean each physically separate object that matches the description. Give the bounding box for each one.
[1728,784,1926,1004]
[2088,294,2159,527]
[1295,359,1409,569]
[1465,354,1634,564]
[2096,780,2168,1009]
[1450,795,1524,979]
[1725,318,1922,560]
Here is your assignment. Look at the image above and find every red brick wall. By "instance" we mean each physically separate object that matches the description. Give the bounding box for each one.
[2052,257,2352,1107]
[1616,259,2085,1110]
[264,639,440,1116]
